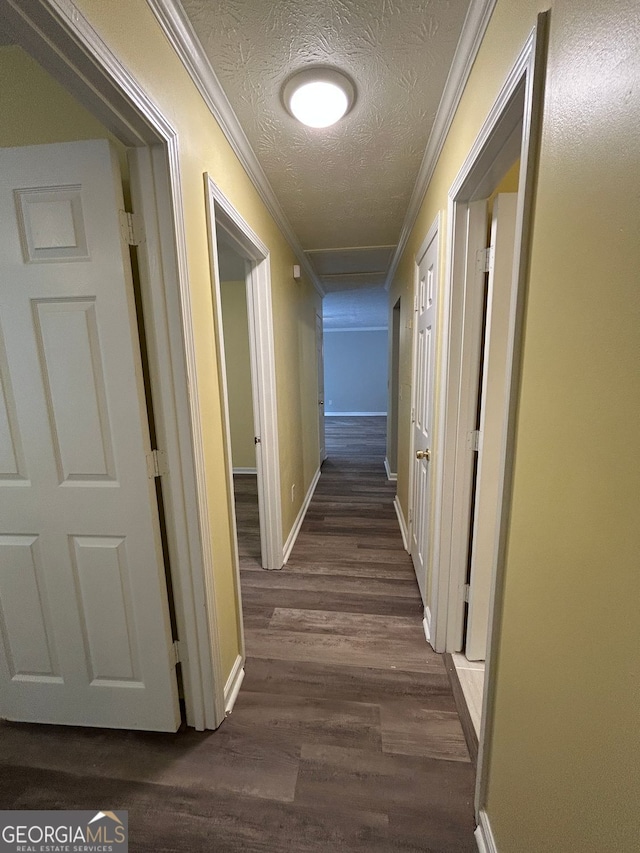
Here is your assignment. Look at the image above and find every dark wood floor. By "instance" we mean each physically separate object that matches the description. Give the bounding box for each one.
[234,417,476,850]
[0,417,476,851]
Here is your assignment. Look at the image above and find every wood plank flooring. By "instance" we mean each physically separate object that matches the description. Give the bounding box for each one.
[234,416,477,849]
[0,417,476,851]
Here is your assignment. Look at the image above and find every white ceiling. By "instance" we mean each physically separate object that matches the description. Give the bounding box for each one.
[174,0,474,295]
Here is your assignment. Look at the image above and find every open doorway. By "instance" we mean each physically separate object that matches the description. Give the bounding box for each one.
[0,8,227,730]
[386,298,401,482]
[413,15,548,828]
[321,288,390,463]
[453,161,520,737]
[217,238,262,571]
[205,176,283,573]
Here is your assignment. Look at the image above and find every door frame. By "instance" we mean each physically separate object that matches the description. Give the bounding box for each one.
[1,0,228,729]
[407,213,440,639]
[422,12,549,823]
[315,311,326,464]
[385,297,401,482]
[205,176,284,572]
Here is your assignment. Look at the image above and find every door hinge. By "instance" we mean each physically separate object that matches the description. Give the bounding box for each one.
[411,406,416,424]
[408,508,413,524]
[464,583,470,603]
[171,640,184,666]
[119,210,145,246]
[477,246,493,274]
[146,449,168,478]
[468,430,481,452]
[254,436,261,445]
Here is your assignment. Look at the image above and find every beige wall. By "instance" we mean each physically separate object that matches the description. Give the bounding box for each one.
[0,44,129,189]
[391,0,639,849]
[9,2,322,682]
[220,280,255,470]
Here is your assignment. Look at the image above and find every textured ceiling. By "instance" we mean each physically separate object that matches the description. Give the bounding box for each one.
[178,0,472,295]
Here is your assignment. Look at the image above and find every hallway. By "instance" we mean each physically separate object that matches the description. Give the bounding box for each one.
[0,418,476,851]
[236,416,477,850]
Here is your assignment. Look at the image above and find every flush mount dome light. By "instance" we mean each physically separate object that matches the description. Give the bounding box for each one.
[283,68,356,128]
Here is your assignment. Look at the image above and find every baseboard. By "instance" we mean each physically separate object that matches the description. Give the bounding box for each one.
[384,457,398,481]
[422,607,432,643]
[283,466,321,564]
[393,495,409,551]
[444,652,479,766]
[475,810,497,852]
[325,411,387,417]
[232,467,257,475]
[224,654,245,715]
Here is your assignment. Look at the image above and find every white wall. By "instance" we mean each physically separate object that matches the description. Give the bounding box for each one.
[324,328,388,415]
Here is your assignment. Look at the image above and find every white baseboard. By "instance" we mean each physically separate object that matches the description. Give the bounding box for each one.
[384,457,398,481]
[325,411,387,417]
[393,495,409,551]
[232,467,257,475]
[283,466,321,564]
[224,654,245,715]
[423,607,432,643]
[475,810,497,853]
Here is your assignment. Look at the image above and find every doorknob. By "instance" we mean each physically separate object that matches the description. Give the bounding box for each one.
[416,449,431,461]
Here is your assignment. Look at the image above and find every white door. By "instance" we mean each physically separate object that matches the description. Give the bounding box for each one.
[316,313,326,462]
[410,233,438,603]
[466,193,518,660]
[0,140,181,730]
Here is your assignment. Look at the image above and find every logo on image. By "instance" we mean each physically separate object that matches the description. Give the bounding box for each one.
[0,810,128,853]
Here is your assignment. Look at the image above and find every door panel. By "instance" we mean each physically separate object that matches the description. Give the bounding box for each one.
[0,140,180,730]
[465,193,518,660]
[410,234,438,604]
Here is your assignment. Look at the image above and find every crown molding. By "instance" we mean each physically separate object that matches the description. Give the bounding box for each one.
[146,0,325,297]
[384,0,497,290]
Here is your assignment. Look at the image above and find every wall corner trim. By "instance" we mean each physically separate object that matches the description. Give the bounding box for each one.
[393,495,409,552]
[223,654,245,716]
[283,466,321,564]
[146,0,324,296]
[475,810,498,853]
[384,457,398,481]
[384,0,497,290]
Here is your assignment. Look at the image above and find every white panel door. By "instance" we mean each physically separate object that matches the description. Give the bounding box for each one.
[0,140,181,730]
[316,313,326,462]
[410,234,438,603]
[466,193,518,660]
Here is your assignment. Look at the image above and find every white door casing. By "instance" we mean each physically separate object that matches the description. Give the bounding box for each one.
[205,175,284,572]
[466,193,518,661]
[0,140,180,731]
[316,313,326,463]
[410,227,439,605]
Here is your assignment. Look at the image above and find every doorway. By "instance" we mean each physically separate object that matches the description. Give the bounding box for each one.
[454,175,520,738]
[386,298,401,481]
[217,238,262,571]
[423,16,549,829]
[0,2,228,730]
[316,312,326,463]
[205,176,283,573]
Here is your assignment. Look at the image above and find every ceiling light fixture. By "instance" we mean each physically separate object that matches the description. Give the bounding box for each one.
[282,68,356,128]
